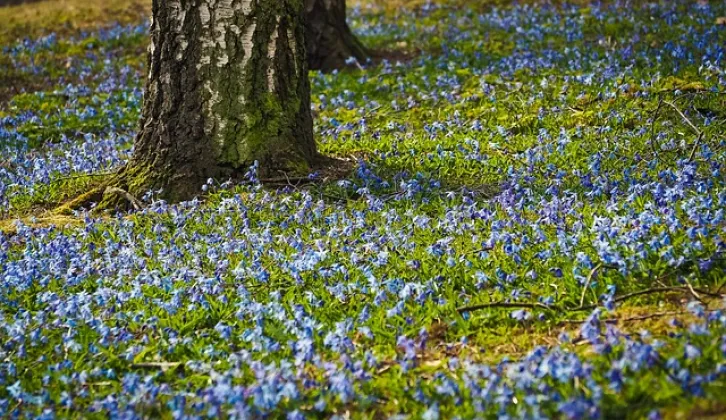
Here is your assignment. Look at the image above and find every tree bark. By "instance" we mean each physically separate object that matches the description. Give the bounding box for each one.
[118,0,316,203]
[305,0,368,72]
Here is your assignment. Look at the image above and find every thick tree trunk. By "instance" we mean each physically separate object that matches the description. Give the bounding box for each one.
[119,0,316,203]
[305,0,368,72]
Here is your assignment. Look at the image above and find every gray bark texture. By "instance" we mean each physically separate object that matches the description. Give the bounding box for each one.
[123,0,316,202]
[305,0,369,72]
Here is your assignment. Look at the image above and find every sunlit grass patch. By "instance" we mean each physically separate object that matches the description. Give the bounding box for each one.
[0,0,149,45]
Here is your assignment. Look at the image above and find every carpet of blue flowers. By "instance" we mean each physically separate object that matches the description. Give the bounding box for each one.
[1,0,726,418]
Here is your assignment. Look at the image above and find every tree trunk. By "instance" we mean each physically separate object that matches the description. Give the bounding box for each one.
[119,0,316,203]
[305,0,368,72]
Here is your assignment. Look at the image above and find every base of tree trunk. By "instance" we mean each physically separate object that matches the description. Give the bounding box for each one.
[55,153,355,214]
[305,0,369,72]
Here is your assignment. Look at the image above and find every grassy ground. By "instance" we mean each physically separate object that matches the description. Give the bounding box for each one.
[1,0,726,418]
[0,0,148,44]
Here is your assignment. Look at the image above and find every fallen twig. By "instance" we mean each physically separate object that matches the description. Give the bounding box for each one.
[682,276,705,304]
[457,301,556,314]
[460,285,724,315]
[654,88,726,96]
[579,263,603,309]
[665,100,701,135]
[690,287,724,298]
[260,176,318,186]
[716,278,726,296]
[688,132,704,162]
[466,246,494,256]
[559,311,687,325]
[573,286,721,312]
[649,96,664,156]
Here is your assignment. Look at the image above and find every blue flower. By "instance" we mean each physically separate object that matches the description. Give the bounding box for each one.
[684,344,701,360]
[511,309,531,321]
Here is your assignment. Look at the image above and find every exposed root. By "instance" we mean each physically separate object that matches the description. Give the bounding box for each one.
[52,153,355,215]
[104,186,143,211]
[53,164,152,214]
[53,170,140,215]
[54,184,108,215]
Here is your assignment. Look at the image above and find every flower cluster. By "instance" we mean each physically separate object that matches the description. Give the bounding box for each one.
[1,0,725,418]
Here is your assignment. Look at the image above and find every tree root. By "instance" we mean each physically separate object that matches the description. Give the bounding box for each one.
[457,285,725,315]
[52,154,355,215]
[53,169,145,215]
[104,186,143,211]
[54,184,108,215]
